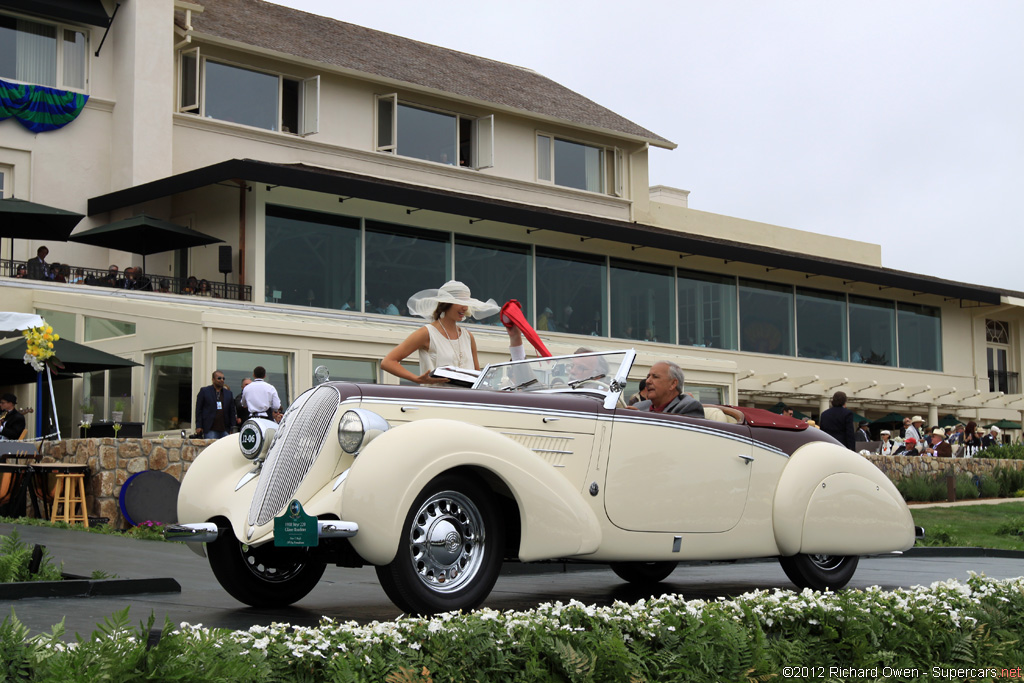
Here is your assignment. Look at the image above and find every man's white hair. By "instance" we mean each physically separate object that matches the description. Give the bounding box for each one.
[658,361,686,395]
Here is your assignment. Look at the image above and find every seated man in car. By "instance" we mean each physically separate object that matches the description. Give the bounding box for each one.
[632,361,704,418]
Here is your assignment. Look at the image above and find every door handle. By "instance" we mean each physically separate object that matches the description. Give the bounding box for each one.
[542,416,560,423]
[739,454,754,464]
[401,406,419,413]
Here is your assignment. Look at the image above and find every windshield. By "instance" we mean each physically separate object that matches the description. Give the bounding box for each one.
[474,351,636,407]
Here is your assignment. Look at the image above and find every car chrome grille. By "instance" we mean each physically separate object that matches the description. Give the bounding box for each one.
[247,385,340,527]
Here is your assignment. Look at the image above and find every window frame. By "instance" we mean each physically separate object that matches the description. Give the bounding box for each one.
[375,94,494,169]
[535,132,621,196]
[176,51,319,136]
[0,11,89,92]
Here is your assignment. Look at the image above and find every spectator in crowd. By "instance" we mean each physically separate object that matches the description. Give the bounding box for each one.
[904,415,925,444]
[14,264,27,278]
[627,378,648,406]
[197,279,213,297]
[948,423,965,446]
[26,246,52,280]
[959,421,981,457]
[894,437,918,455]
[69,268,86,285]
[901,416,912,438]
[0,393,26,440]
[194,370,236,440]
[782,407,794,418]
[183,276,199,294]
[101,265,120,287]
[50,263,66,283]
[157,279,171,294]
[982,425,1002,450]
[855,420,871,443]
[876,429,894,455]
[924,428,952,457]
[819,391,856,450]
[234,377,252,429]
[241,366,282,422]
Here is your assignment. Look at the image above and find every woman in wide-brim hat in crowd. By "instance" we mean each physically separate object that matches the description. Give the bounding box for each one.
[382,280,523,385]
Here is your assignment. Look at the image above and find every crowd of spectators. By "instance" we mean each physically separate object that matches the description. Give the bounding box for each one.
[13,244,217,297]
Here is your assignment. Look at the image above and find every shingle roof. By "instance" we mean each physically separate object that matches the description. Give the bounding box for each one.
[184,0,674,147]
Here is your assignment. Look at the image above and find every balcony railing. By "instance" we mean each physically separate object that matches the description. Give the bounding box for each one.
[989,369,1020,395]
[2,260,252,301]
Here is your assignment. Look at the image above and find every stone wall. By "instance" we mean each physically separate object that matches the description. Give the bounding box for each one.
[864,454,1024,483]
[40,437,212,529]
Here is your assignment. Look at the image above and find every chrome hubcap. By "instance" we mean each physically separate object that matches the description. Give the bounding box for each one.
[809,554,844,570]
[408,490,484,593]
[240,543,306,582]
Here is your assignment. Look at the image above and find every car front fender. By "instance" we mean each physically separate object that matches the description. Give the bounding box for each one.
[773,441,915,556]
[176,434,257,545]
[340,419,602,566]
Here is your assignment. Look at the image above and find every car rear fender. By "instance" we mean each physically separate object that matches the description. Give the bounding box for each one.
[340,419,602,566]
[773,441,915,556]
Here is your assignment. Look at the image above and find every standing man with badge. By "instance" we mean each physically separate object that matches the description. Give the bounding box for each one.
[195,370,236,439]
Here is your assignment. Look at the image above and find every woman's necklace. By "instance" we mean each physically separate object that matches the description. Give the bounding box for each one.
[437,320,465,368]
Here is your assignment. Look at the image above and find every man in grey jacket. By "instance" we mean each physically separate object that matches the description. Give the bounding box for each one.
[633,361,705,418]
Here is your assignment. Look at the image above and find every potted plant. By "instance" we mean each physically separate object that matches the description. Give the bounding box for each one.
[80,401,94,425]
[112,399,125,423]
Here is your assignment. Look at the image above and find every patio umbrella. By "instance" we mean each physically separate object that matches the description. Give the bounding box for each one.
[871,411,905,424]
[68,214,223,273]
[0,335,140,385]
[0,197,83,275]
[984,419,1022,430]
[938,414,963,427]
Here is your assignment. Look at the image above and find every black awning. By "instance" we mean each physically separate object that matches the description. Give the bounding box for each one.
[87,158,1012,305]
[0,0,109,26]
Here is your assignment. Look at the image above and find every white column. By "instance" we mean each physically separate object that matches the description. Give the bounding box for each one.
[928,405,939,428]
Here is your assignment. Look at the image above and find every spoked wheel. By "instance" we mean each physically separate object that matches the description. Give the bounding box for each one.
[778,553,859,591]
[206,531,326,607]
[376,473,503,615]
[610,561,678,585]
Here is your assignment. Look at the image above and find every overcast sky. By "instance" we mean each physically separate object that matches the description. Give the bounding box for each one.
[274,1,1023,292]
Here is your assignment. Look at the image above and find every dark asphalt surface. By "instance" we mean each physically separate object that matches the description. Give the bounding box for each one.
[2,522,1023,640]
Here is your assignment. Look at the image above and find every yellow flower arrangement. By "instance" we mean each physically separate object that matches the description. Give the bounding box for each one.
[22,322,62,374]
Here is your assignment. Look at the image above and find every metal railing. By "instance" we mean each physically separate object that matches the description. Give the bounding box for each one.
[1,259,252,301]
[989,369,1020,395]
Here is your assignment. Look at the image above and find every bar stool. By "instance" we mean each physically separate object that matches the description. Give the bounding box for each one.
[47,464,90,527]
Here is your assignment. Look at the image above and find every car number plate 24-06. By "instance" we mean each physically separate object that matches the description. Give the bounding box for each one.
[274,499,319,547]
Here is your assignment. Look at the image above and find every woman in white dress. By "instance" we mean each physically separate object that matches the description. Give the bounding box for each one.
[381,280,523,385]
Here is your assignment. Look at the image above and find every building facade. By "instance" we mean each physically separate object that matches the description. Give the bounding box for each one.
[2,0,1022,439]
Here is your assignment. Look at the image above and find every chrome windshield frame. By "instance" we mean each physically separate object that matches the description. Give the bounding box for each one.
[474,349,637,410]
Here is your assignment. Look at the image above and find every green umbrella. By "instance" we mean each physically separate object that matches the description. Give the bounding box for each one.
[938,414,962,427]
[69,214,222,274]
[984,419,1021,430]
[0,335,139,385]
[871,411,905,424]
[850,412,869,423]
[0,198,83,240]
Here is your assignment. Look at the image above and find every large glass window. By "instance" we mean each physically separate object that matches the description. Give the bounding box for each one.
[535,248,606,336]
[217,349,291,408]
[537,135,606,193]
[84,316,136,341]
[84,367,134,422]
[265,205,361,310]
[0,15,87,90]
[796,288,847,361]
[365,221,449,318]
[34,308,75,340]
[610,259,673,343]
[193,59,317,134]
[849,295,895,366]
[739,279,793,356]
[677,269,737,350]
[147,349,193,432]
[312,356,377,384]
[397,104,457,164]
[204,61,279,130]
[454,236,530,325]
[897,302,941,371]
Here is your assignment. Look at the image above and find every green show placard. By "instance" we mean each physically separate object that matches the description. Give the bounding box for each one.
[274,499,319,547]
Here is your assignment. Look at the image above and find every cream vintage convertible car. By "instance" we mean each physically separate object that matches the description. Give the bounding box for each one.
[169,350,918,615]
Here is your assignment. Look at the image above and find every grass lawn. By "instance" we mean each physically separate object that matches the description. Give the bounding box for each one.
[910,501,1024,551]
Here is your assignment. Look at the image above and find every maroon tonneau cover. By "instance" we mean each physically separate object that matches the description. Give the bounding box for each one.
[732,406,809,431]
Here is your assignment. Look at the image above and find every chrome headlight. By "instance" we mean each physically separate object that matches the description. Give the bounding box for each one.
[338,409,389,455]
[239,418,276,460]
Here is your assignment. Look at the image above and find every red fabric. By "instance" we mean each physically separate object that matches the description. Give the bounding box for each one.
[499,300,552,357]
